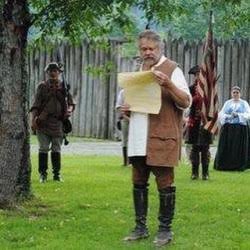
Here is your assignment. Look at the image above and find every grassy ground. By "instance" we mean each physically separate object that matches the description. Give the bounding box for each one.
[0,155,249,250]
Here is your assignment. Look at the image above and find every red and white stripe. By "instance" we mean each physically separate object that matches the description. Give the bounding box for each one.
[197,23,219,134]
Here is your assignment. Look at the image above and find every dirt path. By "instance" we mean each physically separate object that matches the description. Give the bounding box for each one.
[31,140,217,158]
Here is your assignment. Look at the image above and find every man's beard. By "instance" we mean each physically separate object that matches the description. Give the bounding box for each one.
[49,73,59,79]
[143,57,158,67]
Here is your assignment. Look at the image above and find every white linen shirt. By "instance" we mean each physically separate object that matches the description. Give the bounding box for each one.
[128,56,190,157]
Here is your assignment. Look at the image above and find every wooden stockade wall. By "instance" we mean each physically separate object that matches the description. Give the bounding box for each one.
[28,38,250,139]
[28,40,125,139]
[163,38,250,107]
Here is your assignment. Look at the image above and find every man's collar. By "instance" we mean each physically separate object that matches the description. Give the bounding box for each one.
[153,55,167,68]
[140,55,167,71]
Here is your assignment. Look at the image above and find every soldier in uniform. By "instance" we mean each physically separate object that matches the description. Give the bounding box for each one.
[184,65,213,180]
[30,62,75,183]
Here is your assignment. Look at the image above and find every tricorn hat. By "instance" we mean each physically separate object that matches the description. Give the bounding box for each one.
[188,65,200,75]
[44,62,63,72]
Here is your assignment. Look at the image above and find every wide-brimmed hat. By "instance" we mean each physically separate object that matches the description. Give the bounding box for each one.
[44,62,63,72]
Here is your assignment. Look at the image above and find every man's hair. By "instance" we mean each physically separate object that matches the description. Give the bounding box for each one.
[138,30,161,43]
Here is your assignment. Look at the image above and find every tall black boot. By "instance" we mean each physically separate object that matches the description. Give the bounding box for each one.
[191,164,199,180]
[154,186,176,247]
[39,152,48,183]
[190,145,200,180]
[201,145,210,180]
[123,185,149,241]
[122,147,128,166]
[202,165,209,180]
[51,152,62,181]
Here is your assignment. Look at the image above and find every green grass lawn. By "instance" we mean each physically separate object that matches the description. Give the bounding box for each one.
[0,155,249,250]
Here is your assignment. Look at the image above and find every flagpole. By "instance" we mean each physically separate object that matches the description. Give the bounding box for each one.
[209,11,213,32]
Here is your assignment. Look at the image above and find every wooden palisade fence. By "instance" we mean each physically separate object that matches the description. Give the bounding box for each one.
[28,38,250,139]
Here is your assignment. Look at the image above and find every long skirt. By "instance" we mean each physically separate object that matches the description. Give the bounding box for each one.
[214,123,250,171]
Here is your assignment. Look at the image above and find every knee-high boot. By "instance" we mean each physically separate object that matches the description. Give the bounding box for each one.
[39,152,48,183]
[191,164,199,180]
[154,186,176,247]
[202,164,209,180]
[122,147,128,166]
[123,185,149,241]
[51,152,62,181]
[201,145,210,180]
[190,146,200,179]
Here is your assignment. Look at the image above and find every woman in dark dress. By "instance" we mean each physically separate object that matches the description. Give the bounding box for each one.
[214,86,250,171]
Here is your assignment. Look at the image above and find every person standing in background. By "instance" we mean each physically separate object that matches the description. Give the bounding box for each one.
[30,62,75,183]
[214,86,250,171]
[184,65,213,180]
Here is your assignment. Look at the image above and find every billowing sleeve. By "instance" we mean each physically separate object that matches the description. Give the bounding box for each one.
[171,67,192,110]
[218,100,232,125]
[238,100,250,122]
[115,89,125,109]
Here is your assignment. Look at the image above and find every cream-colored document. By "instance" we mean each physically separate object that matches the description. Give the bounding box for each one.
[118,71,161,114]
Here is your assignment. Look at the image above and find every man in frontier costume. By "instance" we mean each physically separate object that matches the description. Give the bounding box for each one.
[120,30,191,247]
[184,65,213,180]
[30,62,75,183]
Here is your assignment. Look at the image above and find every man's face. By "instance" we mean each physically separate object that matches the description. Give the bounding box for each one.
[47,68,60,79]
[138,38,161,68]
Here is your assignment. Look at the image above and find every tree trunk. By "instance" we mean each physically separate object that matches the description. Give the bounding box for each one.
[0,0,31,207]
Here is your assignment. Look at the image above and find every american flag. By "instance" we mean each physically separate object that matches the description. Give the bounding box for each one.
[197,13,218,134]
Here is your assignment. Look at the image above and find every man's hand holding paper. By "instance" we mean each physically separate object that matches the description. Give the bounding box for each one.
[153,70,171,87]
[118,71,161,114]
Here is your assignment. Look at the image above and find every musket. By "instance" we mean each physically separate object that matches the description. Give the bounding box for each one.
[56,47,71,145]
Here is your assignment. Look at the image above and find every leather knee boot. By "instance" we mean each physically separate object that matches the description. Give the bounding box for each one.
[122,147,128,166]
[201,146,210,180]
[154,186,176,247]
[39,152,48,183]
[202,165,209,180]
[51,152,62,181]
[190,146,200,179]
[124,185,149,241]
[191,164,199,180]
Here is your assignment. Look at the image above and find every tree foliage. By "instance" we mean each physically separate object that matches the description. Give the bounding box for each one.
[28,0,250,45]
[28,0,135,43]
[165,0,250,40]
